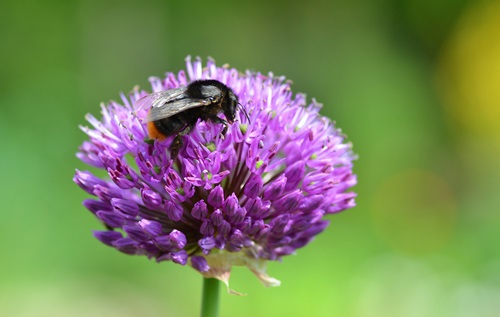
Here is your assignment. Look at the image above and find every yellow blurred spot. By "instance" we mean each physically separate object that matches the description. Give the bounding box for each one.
[371,170,456,255]
[438,1,500,139]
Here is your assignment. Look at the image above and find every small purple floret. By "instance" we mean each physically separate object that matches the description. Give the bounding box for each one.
[191,256,210,273]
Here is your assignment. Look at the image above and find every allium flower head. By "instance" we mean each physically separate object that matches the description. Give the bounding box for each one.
[74,57,357,289]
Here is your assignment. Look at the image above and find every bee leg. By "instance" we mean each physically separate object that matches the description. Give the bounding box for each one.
[211,117,229,137]
[169,124,195,159]
[178,123,195,138]
[170,136,182,159]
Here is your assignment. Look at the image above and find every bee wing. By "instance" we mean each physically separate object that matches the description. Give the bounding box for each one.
[146,98,210,122]
[135,87,187,112]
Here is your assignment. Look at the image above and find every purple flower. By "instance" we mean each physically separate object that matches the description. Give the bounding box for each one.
[74,56,357,288]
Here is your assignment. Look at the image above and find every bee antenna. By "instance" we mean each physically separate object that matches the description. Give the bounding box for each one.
[238,102,251,123]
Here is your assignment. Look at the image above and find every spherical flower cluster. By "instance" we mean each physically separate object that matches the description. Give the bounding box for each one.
[74,57,356,288]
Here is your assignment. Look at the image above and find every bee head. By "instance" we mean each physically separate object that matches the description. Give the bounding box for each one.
[223,91,238,124]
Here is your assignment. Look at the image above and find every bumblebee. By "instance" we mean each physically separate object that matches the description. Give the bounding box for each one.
[139,79,246,157]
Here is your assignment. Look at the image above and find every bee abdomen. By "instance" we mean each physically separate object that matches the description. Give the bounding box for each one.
[148,115,185,140]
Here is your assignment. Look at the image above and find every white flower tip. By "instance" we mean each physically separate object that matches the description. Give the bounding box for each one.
[227,287,247,296]
[249,268,281,287]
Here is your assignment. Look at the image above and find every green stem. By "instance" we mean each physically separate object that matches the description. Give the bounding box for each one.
[201,278,220,317]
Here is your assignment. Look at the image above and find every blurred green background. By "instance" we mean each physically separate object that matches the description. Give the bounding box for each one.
[1,0,500,316]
